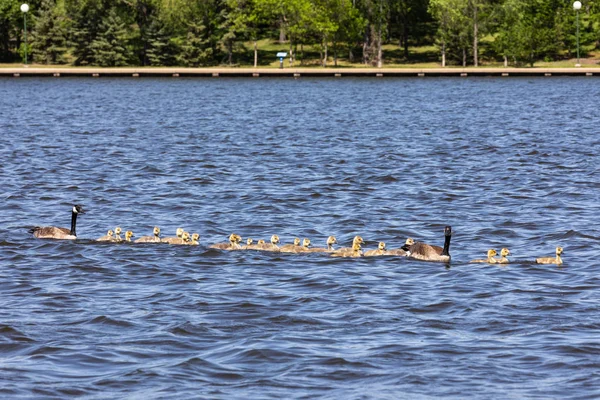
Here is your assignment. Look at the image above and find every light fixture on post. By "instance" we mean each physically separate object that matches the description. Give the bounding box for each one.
[573,1,582,67]
[20,3,29,65]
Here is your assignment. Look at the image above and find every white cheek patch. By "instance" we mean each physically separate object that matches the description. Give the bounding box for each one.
[72,206,77,213]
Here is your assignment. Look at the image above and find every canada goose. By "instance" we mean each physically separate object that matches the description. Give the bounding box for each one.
[113,226,123,242]
[123,230,134,242]
[307,236,338,253]
[470,249,498,263]
[210,233,243,250]
[134,226,161,243]
[407,226,452,263]
[279,237,302,253]
[256,235,280,251]
[162,228,184,244]
[386,238,415,256]
[497,248,511,264]
[331,241,363,258]
[30,205,85,240]
[97,229,114,242]
[188,233,200,245]
[536,247,563,265]
[364,241,387,257]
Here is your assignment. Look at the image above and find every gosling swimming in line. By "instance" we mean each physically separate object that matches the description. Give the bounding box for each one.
[386,238,414,256]
[497,248,511,264]
[30,205,85,240]
[536,247,563,265]
[210,233,242,250]
[96,229,114,242]
[188,233,200,245]
[470,249,498,264]
[407,226,452,263]
[256,235,280,251]
[135,226,162,243]
[279,237,301,253]
[123,230,134,242]
[331,241,363,258]
[307,236,338,253]
[162,228,184,244]
[113,227,123,242]
[364,242,387,257]
[292,238,312,253]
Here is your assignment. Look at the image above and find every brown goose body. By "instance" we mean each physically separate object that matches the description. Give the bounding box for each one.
[30,205,85,240]
[331,242,363,258]
[536,247,563,265]
[364,242,387,257]
[279,238,302,253]
[210,234,242,250]
[470,249,498,264]
[307,236,338,253]
[97,230,114,242]
[407,226,452,263]
[135,227,162,243]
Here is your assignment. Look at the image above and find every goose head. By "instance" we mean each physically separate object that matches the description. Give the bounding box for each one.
[124,230,134,241]
[228,233,240,244]
[106,229,114,237]
[246,238,254,246]
[270,235,280,245]
[293,237,301,246]
[191,233,200,242]
[556,247,564,256]
[486,249,498,258]
[73,205,85,214]
[500,248,511,257]
[352,236,364,246]
[153,226,161,237]
[181,232,191,242]
[444,226,452,237]
[302,238,311,248]
[257,239,266,245]
[115,227,122,236]
[405,238,414,246]
[176,228,184,238]
[327,236,337,248]
[378,242,386,251]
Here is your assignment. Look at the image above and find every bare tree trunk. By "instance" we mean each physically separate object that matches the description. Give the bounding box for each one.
[228,40,233,65]
[279,17,286,43]
[473,1,478,67]
[503,55,507,68]
[442,42,446,67]
[377,1,383,68]
[333,34,338,67]
[254,40,258,67]
[289,42,294,67]
[403,19,409,59]
[300,43,304,65]
[323,40,328,67]
[462,48,466,67]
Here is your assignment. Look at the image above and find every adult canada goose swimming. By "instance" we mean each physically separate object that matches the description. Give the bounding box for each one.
[279,237,301,253]
[97,229,114,242]
[256,235,280,251]
[536,247,563,265]
[113,227,123,242]
[407,226,452,263]
[210,233,242,250]
[497,248,511,264]
[134,226,162,243]
[162,228,184,244]
[364,241,387,257]
[30,205,85,240]
[188,233,200,245]
[386,238,414,256]
[331,241,363,258]
[123,230,134,242]
[307,236,338,253]
[470,249,498,263]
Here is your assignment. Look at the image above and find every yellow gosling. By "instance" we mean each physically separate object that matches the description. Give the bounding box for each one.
[97,229,114,242]
[470,249,498,264]
[279,237,302,253]
[210,233,243,250]
[162,228,184,244]
[386,238,414,256]
[364,241,387,257]
[135,226,162,243]
[331,242,363,258]
[536,247,563,265]
[307,236,338,253]
[497,248,511,264]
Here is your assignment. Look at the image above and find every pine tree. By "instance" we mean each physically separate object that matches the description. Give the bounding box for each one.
[30,0,69,64]
[89,7,130,66]
[146,17,178,66]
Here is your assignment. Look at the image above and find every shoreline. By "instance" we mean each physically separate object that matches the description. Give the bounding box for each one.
[1,66,598,78]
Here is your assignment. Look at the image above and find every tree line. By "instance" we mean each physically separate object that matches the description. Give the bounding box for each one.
[1,0,599,67]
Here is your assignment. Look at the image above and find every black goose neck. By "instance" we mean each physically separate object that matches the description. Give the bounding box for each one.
[70,211,78,236]
[441,234,451,256]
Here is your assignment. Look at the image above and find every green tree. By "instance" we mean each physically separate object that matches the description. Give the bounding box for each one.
[89,7,131,66]
[30,0,69,64]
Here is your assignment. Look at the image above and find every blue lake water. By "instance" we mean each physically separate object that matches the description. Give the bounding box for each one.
[1,76,599,399]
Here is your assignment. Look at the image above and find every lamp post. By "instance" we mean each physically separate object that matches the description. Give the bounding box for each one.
[20,3,29,65]
[573,1,582,67]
